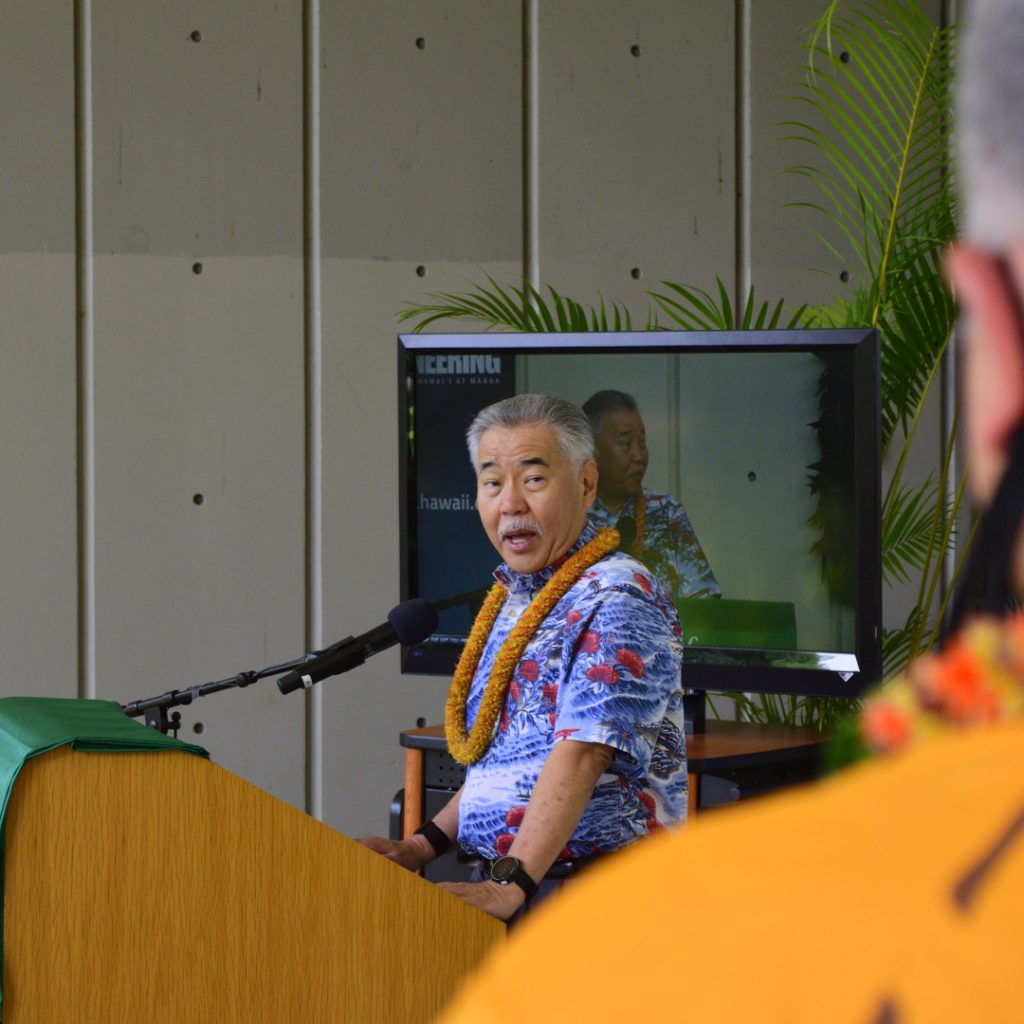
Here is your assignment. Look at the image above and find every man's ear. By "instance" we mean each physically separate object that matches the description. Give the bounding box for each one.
[946,243,1024,450]
[580,459,599,510]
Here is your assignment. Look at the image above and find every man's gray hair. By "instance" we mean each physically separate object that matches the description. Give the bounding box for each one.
[466,394,594,472]
[958,0,1024,247]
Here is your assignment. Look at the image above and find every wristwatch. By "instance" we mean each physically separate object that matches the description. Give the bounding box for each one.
[488,856,538,902]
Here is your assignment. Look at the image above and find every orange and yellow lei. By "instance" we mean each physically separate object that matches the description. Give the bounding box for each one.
[632,483,646,556]
[445,527,620,766]
[860,610,1024,755]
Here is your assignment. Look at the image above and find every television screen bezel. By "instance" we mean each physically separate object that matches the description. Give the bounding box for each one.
[398,328,881,700]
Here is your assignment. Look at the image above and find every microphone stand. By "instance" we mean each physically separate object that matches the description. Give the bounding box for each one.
[122,638,355,737]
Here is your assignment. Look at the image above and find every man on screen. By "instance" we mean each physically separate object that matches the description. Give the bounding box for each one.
[437,3,1024,1018]
[583,389,720,601]
[360,394,685,921]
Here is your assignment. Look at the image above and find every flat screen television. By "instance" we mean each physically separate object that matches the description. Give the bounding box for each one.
[398,329,881,700]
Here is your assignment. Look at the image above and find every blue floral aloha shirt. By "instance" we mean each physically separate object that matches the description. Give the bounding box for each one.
[589,490,720,601]
[457,523,687,862]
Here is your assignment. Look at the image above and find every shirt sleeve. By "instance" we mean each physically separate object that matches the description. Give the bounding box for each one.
[665,498,721,599]
[554,580,683,775]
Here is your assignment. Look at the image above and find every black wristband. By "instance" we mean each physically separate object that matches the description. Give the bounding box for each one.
[414,820,453,857]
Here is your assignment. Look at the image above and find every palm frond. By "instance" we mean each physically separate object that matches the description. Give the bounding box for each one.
[650,279,811,331]
[788,0,957,326]
[795,1,958,465]
[882,477,961,586]
[398,275,641,334]
[883,606,930,678]
[727,690,860,731]
[877,248,957,451]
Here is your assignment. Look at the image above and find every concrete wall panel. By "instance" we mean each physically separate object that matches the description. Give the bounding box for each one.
[320,1,523,263]
[0,256,79,695]
[0,0,77,695]
[91,256,305,801]
[0,0,76,252]
[748,0,848,308]
[89,1,306,803]
[92,0,302,257]
[537,0,735,313]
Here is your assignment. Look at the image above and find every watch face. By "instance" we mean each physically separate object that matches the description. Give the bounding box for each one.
[490,856,521,884]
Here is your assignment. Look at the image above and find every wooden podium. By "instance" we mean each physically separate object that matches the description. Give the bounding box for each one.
[2,746,503,1023]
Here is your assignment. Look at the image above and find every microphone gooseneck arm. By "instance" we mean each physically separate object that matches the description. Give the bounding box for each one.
[121,650,332,736]
[122,598,439,735]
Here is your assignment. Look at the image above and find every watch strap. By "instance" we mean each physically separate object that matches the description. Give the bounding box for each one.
[490,857,538,902]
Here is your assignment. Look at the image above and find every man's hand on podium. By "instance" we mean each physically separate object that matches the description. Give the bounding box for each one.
[357,834,436,872]
[437,879,525,921]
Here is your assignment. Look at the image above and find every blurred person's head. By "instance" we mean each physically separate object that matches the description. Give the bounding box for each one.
[947,0,1024,589]
[582,390,649,512]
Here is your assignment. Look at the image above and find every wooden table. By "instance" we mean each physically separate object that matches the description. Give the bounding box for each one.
[399,720,826,836]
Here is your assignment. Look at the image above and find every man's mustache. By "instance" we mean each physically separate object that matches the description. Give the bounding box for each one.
[499,518,543,541]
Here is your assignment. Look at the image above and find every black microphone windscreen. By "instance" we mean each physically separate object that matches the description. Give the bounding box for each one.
[388,598,439,646]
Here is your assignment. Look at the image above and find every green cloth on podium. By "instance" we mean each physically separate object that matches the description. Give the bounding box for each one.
[0,697,209,1020]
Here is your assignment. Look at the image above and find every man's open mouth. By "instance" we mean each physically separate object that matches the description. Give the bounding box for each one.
[503,529,537,550]
[500,520,542,551]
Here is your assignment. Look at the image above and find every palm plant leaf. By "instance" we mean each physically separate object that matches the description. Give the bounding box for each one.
[883,606,920,678]
[398,274,640,334]
[788,0,966,686]
[882,476,961,586]
[789,1,955,279]
[884,485,970,671]
[725,689,859,731]
[651,278,811,331]
[402,274,808,336]
[877,246,957,449]
[788,0,957,461]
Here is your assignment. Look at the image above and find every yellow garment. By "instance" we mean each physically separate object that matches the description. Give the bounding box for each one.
[440,720,1024,1023]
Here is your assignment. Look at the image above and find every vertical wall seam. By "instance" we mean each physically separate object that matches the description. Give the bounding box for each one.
[735,0,751,312]
[303,0,324,821]
[74,0,96,700]
[523,0,540,290]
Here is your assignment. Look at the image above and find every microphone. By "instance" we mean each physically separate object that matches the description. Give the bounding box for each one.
[277,598,439,694]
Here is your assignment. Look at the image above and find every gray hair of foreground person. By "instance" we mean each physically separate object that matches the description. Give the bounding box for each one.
[959,0,1024,247]
[466,394,595,473]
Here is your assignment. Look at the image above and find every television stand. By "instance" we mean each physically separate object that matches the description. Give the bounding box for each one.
[683,690,707,734]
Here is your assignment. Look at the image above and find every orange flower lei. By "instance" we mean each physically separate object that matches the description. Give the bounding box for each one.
[632,484,646,556]
[860,609,1024,755]
[445,527,620,766]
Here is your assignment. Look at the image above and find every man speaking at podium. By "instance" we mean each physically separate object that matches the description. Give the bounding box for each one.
[361,394,685,921]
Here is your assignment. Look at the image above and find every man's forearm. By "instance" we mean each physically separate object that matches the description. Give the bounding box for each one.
[436,740,614,920]
[428,786,462,842]
[507,739,614,883]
